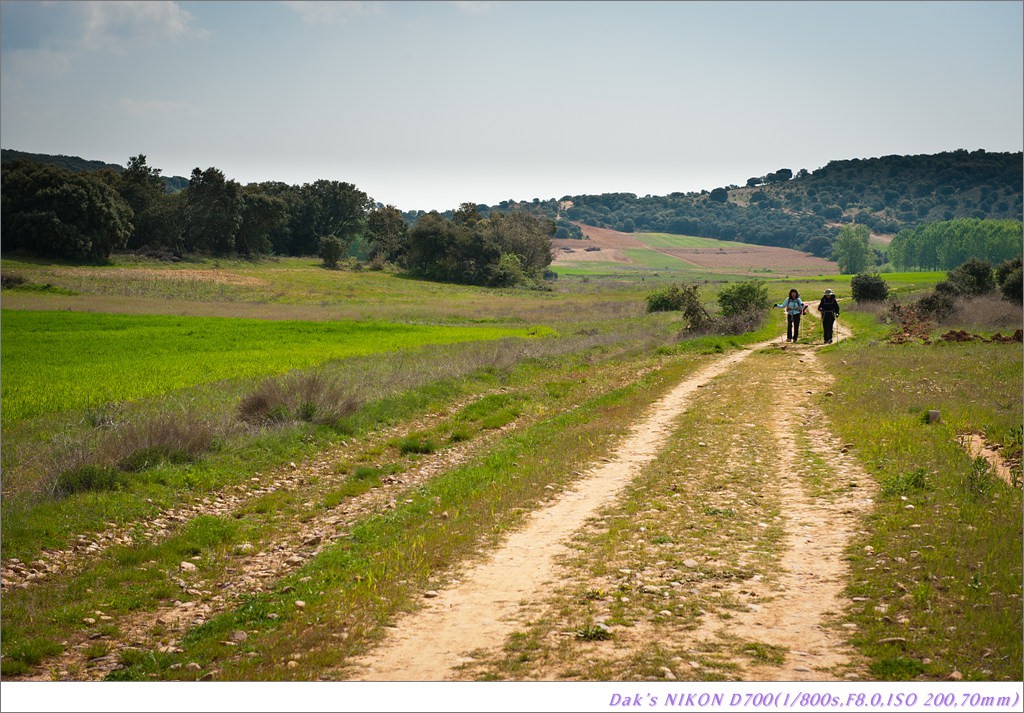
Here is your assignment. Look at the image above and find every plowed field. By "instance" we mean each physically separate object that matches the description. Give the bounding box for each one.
[552,224,839,276]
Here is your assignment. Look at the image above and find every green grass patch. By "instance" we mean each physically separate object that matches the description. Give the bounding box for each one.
[739,641,787,665]
[634,232,741,249]
[620,248,699,271]
[1,309,548,422]
[393,433,438,455]
[820,339,1022,681]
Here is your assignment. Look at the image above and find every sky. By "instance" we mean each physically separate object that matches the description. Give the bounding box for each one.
[1,1,1021,213]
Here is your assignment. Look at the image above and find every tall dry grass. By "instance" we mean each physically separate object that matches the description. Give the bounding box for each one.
[238,370,360,426]
[939,294,1023,332]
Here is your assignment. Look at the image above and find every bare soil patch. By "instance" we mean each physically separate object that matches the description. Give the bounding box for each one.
[552,224,838,275]
[655,246,837,275]
[551,226,647,265]
[575,225,652,250]
[962,433,1021,489]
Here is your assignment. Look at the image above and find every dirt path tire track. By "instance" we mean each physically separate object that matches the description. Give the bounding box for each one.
[12,400,528,681]
[692,344,875,680]
[1,391,511,592]
[344,339,780,681]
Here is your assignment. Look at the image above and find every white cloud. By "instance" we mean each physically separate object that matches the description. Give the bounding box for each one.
[117,97,201,119]
[79,1,202,52]
[1,2,201,84]
[282,1,382,25]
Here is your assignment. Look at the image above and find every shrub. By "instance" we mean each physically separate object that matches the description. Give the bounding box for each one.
[850,273,890,302]
[915,289,958,320]
[646,283,712,330]
[995,257,1022,286]
[684,310,766,338]
[717,281,770,317]
[646,285,688,313]
[318,235,345,269]
[1000,268,1022,303]
[947,258,995,296]
[1,273,27,289]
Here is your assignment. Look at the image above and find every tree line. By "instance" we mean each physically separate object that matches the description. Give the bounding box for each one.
[0,156,554,289]
[888,218,1023,271]
[3,148,1019,278]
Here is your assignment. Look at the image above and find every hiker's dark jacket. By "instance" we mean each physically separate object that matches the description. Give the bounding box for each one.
[818,296,840,316]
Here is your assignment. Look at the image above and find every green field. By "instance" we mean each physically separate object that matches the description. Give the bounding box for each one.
[633,231,740,249]
[1,310,546,422]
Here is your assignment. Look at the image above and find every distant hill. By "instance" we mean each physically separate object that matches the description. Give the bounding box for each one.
[406,149,1022,257]
[1,149,189,193]
[729,149,1023,232]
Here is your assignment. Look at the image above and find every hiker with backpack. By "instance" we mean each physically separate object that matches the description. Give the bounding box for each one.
[774,288,806,342]
[818,288,840,344]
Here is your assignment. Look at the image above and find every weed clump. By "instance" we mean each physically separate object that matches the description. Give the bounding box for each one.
[111,414,217,465]
[47,413,219,498]
[870,657,926,681]
[118,445,194,472]
[962,457,995,496]
[239,370,359,428]
[575,622,612,641]
[54,465,124,496]
[395,434,437,455]
[881,468,930,496]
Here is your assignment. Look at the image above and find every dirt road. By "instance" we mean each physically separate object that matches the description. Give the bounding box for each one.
[344,315,874,681]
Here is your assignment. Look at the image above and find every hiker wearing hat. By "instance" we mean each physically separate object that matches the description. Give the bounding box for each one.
[818,289,840,344]
[774,288,806,342]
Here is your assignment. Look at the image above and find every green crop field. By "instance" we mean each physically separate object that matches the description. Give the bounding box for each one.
[619,248,701,270]
[633,232,740,249]
[0,310,547,422]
